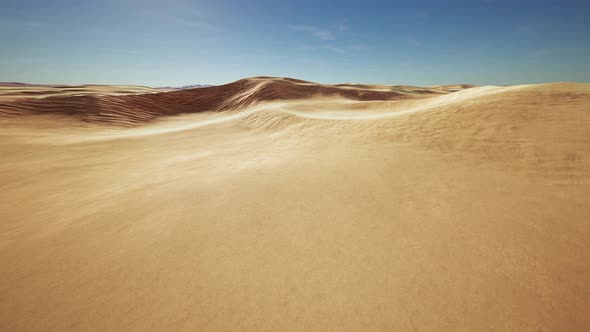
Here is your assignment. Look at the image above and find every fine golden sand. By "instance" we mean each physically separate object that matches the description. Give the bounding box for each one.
[1,78,589,331]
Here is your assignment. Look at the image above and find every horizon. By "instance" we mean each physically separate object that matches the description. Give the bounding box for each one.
[0,76,487,88]
[1,0,589,86]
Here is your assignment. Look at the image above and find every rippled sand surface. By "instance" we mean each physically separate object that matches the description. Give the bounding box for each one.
[1,78,589,331]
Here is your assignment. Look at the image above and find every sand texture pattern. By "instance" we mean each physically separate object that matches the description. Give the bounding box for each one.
[1,78,589,331]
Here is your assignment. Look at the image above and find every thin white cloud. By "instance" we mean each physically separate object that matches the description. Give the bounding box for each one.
[299,43,367,55]
[141,6,215,30]
[289,25,334,40]
[163,14,214,29]
[318,45,348,54]
[406,35,422,47]
[96,47,142,55]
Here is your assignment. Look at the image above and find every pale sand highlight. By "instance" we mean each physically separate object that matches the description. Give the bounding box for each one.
[0,78,589,331]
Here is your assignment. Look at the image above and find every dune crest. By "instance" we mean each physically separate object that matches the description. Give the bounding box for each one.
[0,77,470,125]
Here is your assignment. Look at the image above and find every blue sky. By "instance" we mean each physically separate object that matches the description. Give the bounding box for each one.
[1,0,589,86]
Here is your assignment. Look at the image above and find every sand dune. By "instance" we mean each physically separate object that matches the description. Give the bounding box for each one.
[0,77,460,126]
[0,84,169,102]
[0,77,589,331]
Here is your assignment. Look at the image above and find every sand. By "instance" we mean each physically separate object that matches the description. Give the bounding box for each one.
[0,78,589,331]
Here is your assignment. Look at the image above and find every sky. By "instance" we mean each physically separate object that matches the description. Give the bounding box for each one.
[1,0,589,86]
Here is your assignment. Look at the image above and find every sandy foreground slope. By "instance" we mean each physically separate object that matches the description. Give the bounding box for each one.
[0,78,589,331]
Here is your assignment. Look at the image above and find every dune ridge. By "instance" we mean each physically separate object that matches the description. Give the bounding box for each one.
[1,78,588,183]
[0,77,469,126]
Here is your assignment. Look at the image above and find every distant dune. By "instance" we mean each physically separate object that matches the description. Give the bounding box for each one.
[0,77,471,125]
[1,77,589,331]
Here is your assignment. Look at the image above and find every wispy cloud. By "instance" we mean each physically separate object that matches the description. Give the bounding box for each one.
[289,25,334,40]
[406,35,422,47]
[414,11,431,20]
[161,13,214,29]
[318,45,348,54]
[299,43,368,55]
[141,3,215,31]
[96,47,142,55]
[292,22,365,55]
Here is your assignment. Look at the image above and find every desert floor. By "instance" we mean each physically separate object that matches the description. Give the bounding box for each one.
[0,78,589,331]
